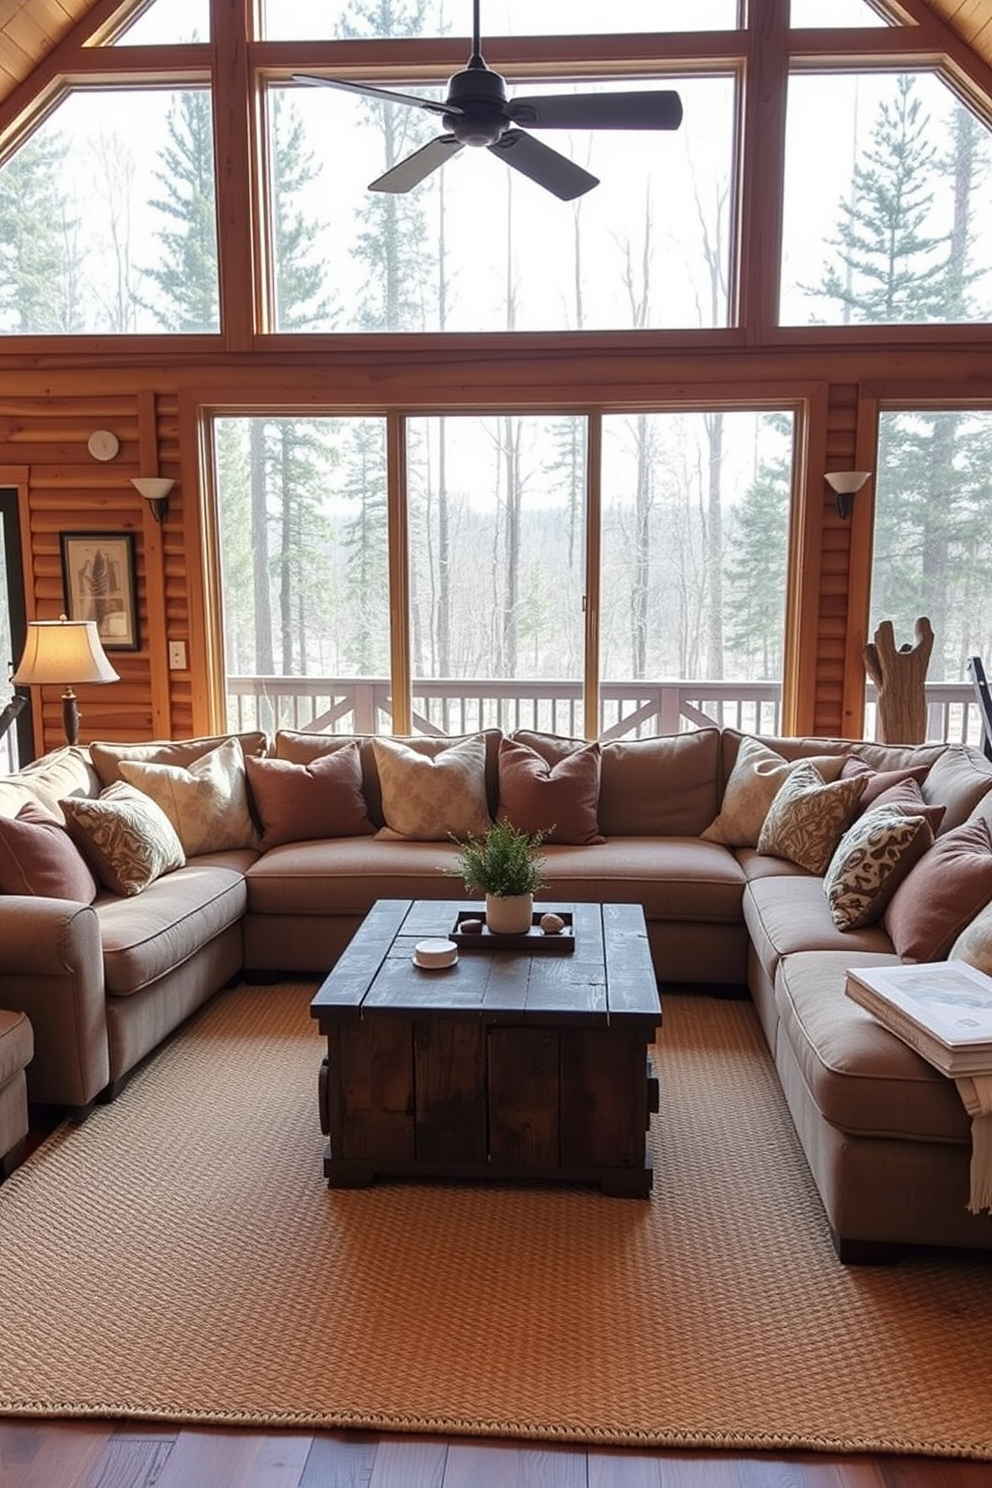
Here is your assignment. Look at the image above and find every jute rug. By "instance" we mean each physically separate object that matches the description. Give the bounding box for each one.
[1,983,990,1458]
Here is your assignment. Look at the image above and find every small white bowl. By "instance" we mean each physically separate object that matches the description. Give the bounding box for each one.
[412,938,459,970]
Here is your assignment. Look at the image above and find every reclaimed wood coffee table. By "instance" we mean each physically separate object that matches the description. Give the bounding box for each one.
[310,898,661,1197]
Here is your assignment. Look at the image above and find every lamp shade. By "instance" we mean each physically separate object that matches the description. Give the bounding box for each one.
[12,618,120,687]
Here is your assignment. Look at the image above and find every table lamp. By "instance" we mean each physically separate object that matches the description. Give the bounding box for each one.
[12,616,120,746]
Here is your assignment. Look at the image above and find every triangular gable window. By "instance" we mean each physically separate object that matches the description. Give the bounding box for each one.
[110,0,210,45]
[791,0,890,23]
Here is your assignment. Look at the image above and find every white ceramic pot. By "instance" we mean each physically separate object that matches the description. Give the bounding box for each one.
[485,892,533,935]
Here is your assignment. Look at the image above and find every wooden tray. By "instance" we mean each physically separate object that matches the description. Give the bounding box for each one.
[450,909,575,954]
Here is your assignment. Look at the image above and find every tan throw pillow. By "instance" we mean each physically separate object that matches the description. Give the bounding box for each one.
[702,736,847,848]
[371,733,492,841]
[0,802,97,902]
[119,738,257,857]
[823,805,933,931]
[244,745,374,850]
[756,761,866,875]
[61,783,185,896]
[497,737,603,845]
[884,818,992,962]
[950,901,992,975]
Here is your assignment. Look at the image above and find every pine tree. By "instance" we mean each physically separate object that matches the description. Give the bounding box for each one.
[724,425,790,678]
[144,89,219,331]
[0,131,84,333]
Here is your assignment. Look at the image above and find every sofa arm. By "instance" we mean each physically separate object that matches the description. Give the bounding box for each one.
[0,896,110,1109]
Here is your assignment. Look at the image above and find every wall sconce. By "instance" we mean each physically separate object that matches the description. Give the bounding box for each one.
[824,470,871,520]
[12,616,120,746]
[131,477,175,524]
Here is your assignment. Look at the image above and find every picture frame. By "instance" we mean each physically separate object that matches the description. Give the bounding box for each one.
[60,531,139,652]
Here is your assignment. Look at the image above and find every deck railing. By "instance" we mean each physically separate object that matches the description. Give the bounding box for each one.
[226,675,992,750]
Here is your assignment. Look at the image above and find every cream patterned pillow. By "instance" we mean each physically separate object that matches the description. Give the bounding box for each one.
[371,734,493,841]
[61,783,185,896]
[823,805,934,930]
[950,901,992,975]
[756,761,866,875]
[702,736,847,848]
[119,737,257,857]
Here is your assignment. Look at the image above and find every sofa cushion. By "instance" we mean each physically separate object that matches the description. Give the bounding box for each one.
[703,736,847,848]
[775,949,971,1144]
[246,835,746,923]
[922,746,992,833]
[497,736,603,844]
[61,783,186,897]
[0,801,97,902]
[90,731,268,788]
[755,762,865,874]
[883,817,992,962]
[744,876,894,990]
[244,745,374,849]
[119,738,257,856]
[0,746,100,823]
[274,729,503,826]
[372,733,493,841]
[512,728,721,837]
[950,901,992,975]
[96,857,248,995]
[822,805,933,930]
[865,778,945,832]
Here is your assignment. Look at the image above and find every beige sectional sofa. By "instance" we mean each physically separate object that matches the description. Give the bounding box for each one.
[4,721,992,1263]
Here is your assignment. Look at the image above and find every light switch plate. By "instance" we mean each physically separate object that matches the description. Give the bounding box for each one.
[168,641,187,670]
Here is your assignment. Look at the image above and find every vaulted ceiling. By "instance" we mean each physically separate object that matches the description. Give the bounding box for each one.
[1,0,991,105]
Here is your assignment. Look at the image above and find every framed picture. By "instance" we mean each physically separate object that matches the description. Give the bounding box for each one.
[60,532,139,652]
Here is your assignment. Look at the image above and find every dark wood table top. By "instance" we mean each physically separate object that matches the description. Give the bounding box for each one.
[311,898,660,1029]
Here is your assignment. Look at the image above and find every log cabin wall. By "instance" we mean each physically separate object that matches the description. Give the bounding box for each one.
[3,341,988,756]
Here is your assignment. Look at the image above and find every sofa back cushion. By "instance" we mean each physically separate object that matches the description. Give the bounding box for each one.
[511,727,721,837]
[921,745,992,833]
[274,728,502,827]
[0,746,100,823]
[90,731,268,789]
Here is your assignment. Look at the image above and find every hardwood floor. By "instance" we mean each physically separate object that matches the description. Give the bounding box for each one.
[0,1423,989,1488]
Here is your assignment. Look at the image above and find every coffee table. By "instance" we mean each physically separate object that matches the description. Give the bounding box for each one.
[310,898,661,1197]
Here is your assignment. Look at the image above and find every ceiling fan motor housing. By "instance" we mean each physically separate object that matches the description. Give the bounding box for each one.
[443,66,510,146]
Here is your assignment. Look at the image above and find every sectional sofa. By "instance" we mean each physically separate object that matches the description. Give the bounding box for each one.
[3,721,992,1263]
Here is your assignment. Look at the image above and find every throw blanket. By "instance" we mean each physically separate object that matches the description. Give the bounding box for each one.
[955,1073,992,1215]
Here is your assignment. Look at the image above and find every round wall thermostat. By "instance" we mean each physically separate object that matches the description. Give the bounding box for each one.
[87,429,120,462]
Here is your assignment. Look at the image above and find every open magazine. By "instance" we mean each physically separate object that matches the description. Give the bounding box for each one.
[845,961,992,1077]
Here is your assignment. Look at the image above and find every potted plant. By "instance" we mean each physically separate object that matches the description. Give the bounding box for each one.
[451,818,550,934]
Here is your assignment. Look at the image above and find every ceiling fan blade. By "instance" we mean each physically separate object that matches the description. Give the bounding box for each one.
[369,135,464,193]
[489,129,598,202]
[508,90,683,132]
[293,73,456,117]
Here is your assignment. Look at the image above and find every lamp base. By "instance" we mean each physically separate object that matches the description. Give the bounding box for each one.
[61,688,80,747]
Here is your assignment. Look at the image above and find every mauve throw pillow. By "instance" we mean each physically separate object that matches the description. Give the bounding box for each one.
[866,778,945,834]
[841,755,931,808]
[0,801,97,902]
[497,736,604,845]
[244,744,373,850]
[884,817,992,962]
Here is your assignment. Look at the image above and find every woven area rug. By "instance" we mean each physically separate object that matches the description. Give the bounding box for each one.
[1,982,990,1458]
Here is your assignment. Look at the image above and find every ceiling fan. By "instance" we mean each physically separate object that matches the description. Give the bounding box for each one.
[294,0,683,202]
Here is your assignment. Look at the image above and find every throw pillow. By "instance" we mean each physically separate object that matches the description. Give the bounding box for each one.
[756,761,866,875]
[867,778,946,834]
[822,805,933,931]
[840,756,931,809]
[884,817,992,963]
[61,783,186,896]
[119,738,257,857]
[371,733,492,841]
[950,902,992,976]
[701,736,847,848]
[0,801,97,902]
[497,736,603,845]
[244,745,374,850]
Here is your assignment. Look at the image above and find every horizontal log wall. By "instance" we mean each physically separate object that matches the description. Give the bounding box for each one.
[1,341,989,754]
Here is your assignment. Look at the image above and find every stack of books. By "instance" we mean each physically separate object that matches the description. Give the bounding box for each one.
[845,961,992,1077]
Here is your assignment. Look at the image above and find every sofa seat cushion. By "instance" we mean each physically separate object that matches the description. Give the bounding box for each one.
[246,836,746,923]
[744,875,893,986]
[776,949,972,1144]
[0,1008,33,1087]
[96,854,250,996]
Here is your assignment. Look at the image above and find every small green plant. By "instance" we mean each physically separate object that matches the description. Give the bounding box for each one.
[451,818,550,898]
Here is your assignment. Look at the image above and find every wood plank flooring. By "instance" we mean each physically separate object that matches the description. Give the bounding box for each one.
[0,1423,989,1488]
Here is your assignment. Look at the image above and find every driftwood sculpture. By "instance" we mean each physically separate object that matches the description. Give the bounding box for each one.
[863,617,934,744]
